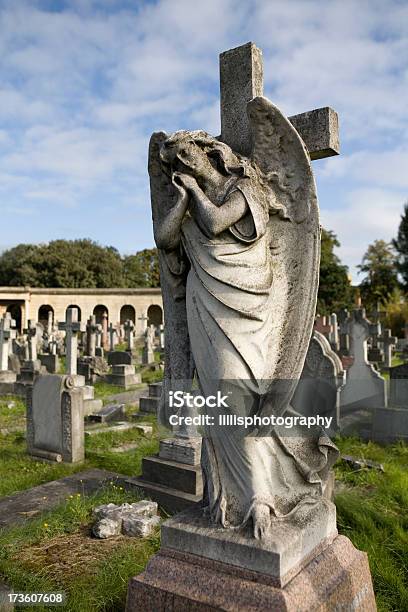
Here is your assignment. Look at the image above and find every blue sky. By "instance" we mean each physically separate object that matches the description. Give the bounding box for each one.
[0,0,407,281]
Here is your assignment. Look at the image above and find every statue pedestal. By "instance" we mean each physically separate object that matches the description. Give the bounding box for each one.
[126,502,376,612]
[126,508,376,611]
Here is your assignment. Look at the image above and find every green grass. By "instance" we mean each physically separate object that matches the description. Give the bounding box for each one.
[0,485,160,611]
[93,380,145,401]
[334,437,408,612]
[0,395,26,431]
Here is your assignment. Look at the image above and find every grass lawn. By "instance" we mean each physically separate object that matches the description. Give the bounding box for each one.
[334,437,408,612]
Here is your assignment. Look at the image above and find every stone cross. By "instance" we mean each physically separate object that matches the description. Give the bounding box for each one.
[138,313,148,331]
[108,322,117,351]
[124,319,135,351]
[23,320,38,362]
[337,309,350,357]
[0,315,15,371]
[4,313,16,351]
[380,328,397,369]
[47,310,53,336]
[102,312,109,350]
[219,42,339,159]
[86,315,100,357]
[329,313,339,351]
[58,307,84,375]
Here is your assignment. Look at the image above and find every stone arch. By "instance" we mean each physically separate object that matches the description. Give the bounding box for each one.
[147,304,163,326]
[66,305,82,321]
[120,305,136,324]
[93,304,109,325]
[38,305,54,328]
[6,304,22,332]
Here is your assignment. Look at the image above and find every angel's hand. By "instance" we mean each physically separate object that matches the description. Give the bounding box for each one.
[173,172,198,192]
[171,174,189,206]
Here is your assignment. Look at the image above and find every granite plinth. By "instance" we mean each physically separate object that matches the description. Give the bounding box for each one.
[139,396,159,414]
[126,477,202,514]
[159,437,201,466]
[108,364,141,389]
[126,536,376,611]
[141,455,203,496]
[161,502,337,586]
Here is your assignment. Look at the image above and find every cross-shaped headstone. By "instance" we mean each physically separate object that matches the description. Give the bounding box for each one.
[23,320,38,362]
[4,313,17,351]
[47,310,53,336]
[58,308,84,375]
[138,313,148,331]
[86,315,101,357]
[379,328,397,369]
[219,42,339,159]
[329,313,339,351]
[0,315,15,371]
[337,309,350,357]
[108,322,117,351]
[124,319,135,351]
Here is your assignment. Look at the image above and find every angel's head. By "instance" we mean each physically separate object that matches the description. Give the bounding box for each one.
[159,130,249,181]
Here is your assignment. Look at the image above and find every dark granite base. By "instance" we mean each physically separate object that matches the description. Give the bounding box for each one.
[126,536,376,611]
[125,477,202,514]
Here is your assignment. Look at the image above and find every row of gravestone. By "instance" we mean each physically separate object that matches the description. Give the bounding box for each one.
[0,308,164,395]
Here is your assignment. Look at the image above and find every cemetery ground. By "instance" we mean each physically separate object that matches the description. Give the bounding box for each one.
[0,391,406,612]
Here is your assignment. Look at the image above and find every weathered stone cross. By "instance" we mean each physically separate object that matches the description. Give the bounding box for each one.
[58,307,84,375]
[124,319,135,351]
[138,313,148,331]
[86,315,101,357]
[108,322,117,351]
[219,42,339,160]
[380,328,397,369]
[23,320,38,362]
[0,315,15,371]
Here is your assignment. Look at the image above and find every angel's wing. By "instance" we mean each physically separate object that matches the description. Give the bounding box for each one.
[148,132,194,427]
[247,97,320,418]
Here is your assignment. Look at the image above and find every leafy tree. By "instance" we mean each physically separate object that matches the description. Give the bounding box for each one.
[383,288,408,337]
[358,240,399,311]
[0,240,125,288]
[123,248,160,288]
[317,229,353,315]
[392,201,408,289]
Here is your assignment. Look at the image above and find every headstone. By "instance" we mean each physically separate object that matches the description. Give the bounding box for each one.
[329,313,339,351]
[337,308,350,357]
[107,351,132,366]
[24,319,38,362]
[159,324,165,350]
[138,382,162,415]
[86,315,101,358]
[389,363,408,408]
[126,41,375,612]
[101,312,109,350]
[0,314,17,390]
[27,374,85,463]
[88,403,125,423]
[124,320,135,351]
[58,307,85,376]
[39,352,59,374]
[107,364,141,389]
[380,328,397,369]
[340,308,386,412]
[108,322,117,351]
[138,313,148,333]
[292,331,346,434]
[142,325,155,365]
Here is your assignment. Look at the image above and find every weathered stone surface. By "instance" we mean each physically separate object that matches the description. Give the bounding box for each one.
[288,107,339,160]
[161,503,337,585]
[107,350,132,366]
[85,421,141,436]
[142,455,203,496]
[122,514,160,538]
[88,403,125,423]
[159,437,201,466]
[292,330,345,433]
[389,363,408,408]
[107,364,141,389]
[126,536,376,612]
[93,517,121,538]
[371,406,408,443]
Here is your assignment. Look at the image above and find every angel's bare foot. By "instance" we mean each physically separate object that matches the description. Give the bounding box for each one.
[252,503,270,540]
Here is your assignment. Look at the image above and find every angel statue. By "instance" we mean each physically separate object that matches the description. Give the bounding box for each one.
[148,97,338,539]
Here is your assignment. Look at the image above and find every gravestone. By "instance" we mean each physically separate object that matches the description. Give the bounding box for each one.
[142,325,155,365]
[124,320,135,351]
[108,322,117,351]
[108,364,141,389]
[292,331,345,434]
[27,374,85,463]
[389,363,408,408]
[138,382,162,415]
[329,313,339,351]
[340,308,386,412]
[380,328,397,369]
[127,42,375,612]
[107,351,133,366]
[88,403,125,423]
[86,315,100,358]
[0,314,17,392]
[58,307,85,376]
[17,320,46,390]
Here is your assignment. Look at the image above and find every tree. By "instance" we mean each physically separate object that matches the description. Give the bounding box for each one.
[357,240,399,311]
[0,239,126,288]
[392,201,408,289]
[123,248,160,287]
[317,229,353,315]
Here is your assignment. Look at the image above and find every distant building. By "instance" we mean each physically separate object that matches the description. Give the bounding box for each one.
[0,286,163,334]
